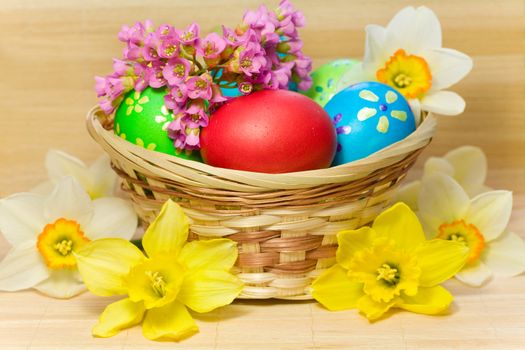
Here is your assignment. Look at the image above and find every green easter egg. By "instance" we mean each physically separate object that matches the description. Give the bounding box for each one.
[114,87,201,161]
[303,58,361,107]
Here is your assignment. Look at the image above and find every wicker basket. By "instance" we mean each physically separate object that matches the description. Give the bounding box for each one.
[86,106,436,300]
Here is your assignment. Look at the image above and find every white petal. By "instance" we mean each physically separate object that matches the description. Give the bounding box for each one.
[34,270,86,299]
[421,91,466,116]
[0,193,46,246]
[426,48,473,91]
[392,180,421,211]
[455,260,492,287]
[89,154,118,198]
[423,157,454,177]
[363,24,389,68]
[418,173,470,236]
[0,241,49,291]
[46,150,92,191]
[386,6,442,54]
[31,181,55,196]
[408,98,422,126]
[483,231,525,278]
[444,146,487,197]
[84,198,138,240]
[465,191,512,241]
[44,177,93,227]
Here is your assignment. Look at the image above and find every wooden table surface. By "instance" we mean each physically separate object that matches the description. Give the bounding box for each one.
[0,0,524,349]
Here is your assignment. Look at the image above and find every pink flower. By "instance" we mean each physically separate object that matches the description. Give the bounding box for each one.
[198,33,227,59]
[158,38,180,59]
[222,26,242,47]
[277,0,305,28]
[186,74,212,100]
[118,20,153,44]
[123,43,142,61]
[162,58,191,85]
[243,5,278,37]
[156,24,176,38]
[142,32,161,61]
[236,42,267,76]
[297,75,312,91]
[133,64,152,92]
[147,62,167,89]
[210,83,228,103]
[112,59,131,75]
[176,23,200,45]
[185,128,201,147]
[238,81,253,95]
[183,102,209,128]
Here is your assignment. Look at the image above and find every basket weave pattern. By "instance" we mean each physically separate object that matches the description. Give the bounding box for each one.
[87,106,436,300]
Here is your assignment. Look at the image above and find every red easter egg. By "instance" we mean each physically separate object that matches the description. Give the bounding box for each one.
[200,90,337,173]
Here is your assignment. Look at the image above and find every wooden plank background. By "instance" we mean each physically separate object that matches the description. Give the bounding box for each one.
[0,0,524,349]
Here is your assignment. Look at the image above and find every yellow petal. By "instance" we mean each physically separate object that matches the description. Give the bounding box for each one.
[357,294,398,321]
[398,285,453,315]
[178,270,243,313]
[311,264,363,311]
[93,298,145,338]
[75,238,145,296]
[336,227,376,269]
[372,203,425,251]
[142,200,189,258]
[178,239,238,272]
[415,239,469,287]
[142,300,199,341]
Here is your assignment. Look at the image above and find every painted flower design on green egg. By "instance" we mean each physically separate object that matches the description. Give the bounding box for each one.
[114,88,201,161]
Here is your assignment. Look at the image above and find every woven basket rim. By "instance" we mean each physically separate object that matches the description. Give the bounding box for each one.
[86,105,436,190]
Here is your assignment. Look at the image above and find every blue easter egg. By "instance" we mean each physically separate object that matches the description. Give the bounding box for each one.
[324,82,416,165]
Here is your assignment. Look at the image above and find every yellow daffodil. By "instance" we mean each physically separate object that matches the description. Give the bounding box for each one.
[75,199,243,341]
[337,6,473,118]
[311,203,468,321]
[0,176,137,298]
[418,173,525,286]
[32,149,118,199]
[395,146,491,210]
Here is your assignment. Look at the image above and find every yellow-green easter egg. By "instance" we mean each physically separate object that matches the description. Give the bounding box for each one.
[303,58,361,107]
[114,87,201,161]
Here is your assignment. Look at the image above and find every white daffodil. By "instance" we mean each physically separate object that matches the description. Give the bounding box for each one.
[394,146,491,210]
[337,6,473,118]
[33,150,118,199]
[418,173,525,287]
[0,176,137,298]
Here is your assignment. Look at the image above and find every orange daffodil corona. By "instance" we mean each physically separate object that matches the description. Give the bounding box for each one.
[0,176,137,298]
[418,173,525,287]
[311,203,469,320]
[75,199,243,341]
[337,6,473,119]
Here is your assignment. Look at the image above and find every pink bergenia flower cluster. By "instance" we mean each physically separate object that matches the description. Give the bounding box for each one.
[95,0,312,151]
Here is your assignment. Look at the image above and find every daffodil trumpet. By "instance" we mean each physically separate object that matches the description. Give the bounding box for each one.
[75,199,243,341]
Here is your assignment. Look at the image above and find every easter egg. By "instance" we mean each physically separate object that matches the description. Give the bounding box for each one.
[114,88,201,161]
[324,82,416,165]
[303,58,360,106]
[200,90,337,173]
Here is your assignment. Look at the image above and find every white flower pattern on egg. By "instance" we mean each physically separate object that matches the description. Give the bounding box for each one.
[356,90,409,134]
